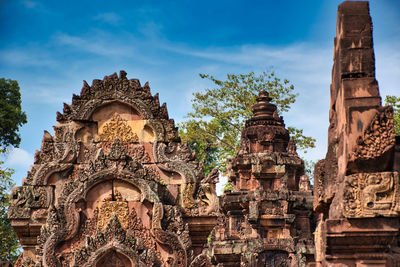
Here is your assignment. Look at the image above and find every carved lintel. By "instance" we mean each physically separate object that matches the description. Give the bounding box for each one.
[343,171,400,218]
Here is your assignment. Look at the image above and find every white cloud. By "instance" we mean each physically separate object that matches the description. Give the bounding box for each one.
[55,33,120,56]
[93,12,122,25]
[0,48,57,67]
[21,0,38,9]
[52,31,164,65]
[5,148,34,169]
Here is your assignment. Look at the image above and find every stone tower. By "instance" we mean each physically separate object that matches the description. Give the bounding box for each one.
[206,91,314,266]
[313,1,400,266]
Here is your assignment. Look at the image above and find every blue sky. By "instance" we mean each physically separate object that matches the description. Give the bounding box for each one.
[1,0,399,189]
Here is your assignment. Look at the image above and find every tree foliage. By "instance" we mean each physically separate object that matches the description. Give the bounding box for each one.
[385,95,400,136]
[0,78,27,148]
[0,154,20,262]
[0,78,26,263]
[179,72,315,174]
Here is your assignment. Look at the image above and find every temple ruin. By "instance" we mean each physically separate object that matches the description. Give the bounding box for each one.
[7,1,400,266]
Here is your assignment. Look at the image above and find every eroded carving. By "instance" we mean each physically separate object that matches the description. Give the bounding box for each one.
[343,171,400,218]
[352,106,395,160]
[8,186,52,219]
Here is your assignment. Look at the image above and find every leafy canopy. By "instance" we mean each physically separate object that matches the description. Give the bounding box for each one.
[0,151,20,262]
[179,72,315,174]
[0,78,27,148]
[0,78,26,263]
[385,95,400,136]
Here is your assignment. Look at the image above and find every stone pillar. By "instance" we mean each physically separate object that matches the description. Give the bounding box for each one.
[314,2,399,266]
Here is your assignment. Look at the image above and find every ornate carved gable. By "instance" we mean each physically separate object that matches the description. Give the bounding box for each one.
[9,71,218,267]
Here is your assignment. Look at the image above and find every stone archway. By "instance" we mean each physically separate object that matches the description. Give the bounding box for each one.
[95,250,133,267]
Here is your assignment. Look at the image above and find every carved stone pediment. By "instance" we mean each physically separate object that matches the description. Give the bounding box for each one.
[8,71,218,266]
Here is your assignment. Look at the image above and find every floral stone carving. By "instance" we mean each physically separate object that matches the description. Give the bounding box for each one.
[99,113,139,142]
[97,200,130,230]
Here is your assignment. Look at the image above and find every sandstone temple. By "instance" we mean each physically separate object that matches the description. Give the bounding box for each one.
[7,1,400,266]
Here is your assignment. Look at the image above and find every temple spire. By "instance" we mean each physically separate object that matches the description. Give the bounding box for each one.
[251,91,276,119]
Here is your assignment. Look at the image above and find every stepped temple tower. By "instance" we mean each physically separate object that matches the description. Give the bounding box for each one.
[204,91,314,266]
[7,1,400,266]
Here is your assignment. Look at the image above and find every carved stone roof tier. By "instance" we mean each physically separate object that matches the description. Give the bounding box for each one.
[239,91,290,154]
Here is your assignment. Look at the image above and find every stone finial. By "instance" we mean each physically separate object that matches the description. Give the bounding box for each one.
[251,91,277,120]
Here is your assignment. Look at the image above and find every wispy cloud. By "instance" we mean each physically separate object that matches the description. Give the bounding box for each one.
[5,148,34,169]
[55,32,131,57]
[21,0,38,9]
[20,0,51,14]
[2,25,399,167]
[52,31,166,65]
[0,48,57,68]
[93,12,122,25]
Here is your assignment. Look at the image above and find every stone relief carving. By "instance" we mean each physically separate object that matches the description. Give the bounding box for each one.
[352,106,396,160]
[99,113,139,142]
[343,171,400,218]
[73,214,149,267]
[8,186,52,219]
[97,200,130,230]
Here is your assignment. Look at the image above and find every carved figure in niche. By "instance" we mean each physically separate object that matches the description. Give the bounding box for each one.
[363,172,393,209]
[343,172,400,218]
[299,175,311,191]
[343,176,360,216]
[98,201,130,230]
[99,113,139,142]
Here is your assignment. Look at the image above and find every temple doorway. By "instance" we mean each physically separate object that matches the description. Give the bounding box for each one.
[95,250,133,267]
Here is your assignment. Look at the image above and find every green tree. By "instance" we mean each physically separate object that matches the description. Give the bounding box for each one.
[0,78,27,148]
[179,72,315,174]
[385,95,400,136]
[0,78,27,263]
[0,158,20,262]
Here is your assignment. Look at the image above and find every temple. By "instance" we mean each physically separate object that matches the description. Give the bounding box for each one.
[7,1,400,266]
